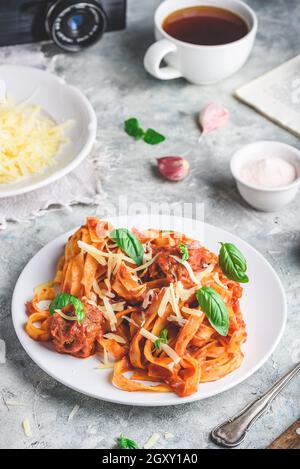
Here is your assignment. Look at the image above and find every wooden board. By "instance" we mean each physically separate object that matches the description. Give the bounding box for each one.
[268,419,300,449]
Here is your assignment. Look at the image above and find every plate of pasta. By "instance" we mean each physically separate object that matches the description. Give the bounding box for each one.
[12,215,286,406]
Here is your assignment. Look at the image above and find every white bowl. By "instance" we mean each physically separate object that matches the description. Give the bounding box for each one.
[0,65,97,198]
[231,141,300,211]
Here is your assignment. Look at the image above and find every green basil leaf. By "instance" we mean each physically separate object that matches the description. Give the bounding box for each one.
[196,286,229,336]
[110,228,144,266]
[117,435,139,449]
[219,242,249,283]
[179,243,189,262]
[154,339,161,350]
[124,118,144,140]
[143,128,165,145]
[49,293,85,323]
[154,329,168,350]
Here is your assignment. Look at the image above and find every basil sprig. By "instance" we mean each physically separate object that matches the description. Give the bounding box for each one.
[196,286,229,336]
[117,434,139,449]
[124,117,166,145]
[110,228,144,266]
[49,293,85,323]
[219,242,249,283]
[179,243,189,262]
[154,328,168,350]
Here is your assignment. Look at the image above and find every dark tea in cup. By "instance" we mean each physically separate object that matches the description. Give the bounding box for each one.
[162,6,249,46]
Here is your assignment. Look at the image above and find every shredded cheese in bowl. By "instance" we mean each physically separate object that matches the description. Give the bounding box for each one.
[0,98,69,183]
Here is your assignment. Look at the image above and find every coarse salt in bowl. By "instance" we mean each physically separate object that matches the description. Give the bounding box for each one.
[230,141,300,212]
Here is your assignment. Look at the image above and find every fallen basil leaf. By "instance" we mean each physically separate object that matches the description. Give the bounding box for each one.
[124,118,144,140]
[110,228,144,266]
[143,128,165,145]
[196,286,229,336]
[49,293,85,323]
[117,434,139,449]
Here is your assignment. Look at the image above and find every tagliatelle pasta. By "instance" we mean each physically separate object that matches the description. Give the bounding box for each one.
[25,217,247,397]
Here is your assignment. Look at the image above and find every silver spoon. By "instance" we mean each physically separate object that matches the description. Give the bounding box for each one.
[211,361,300,448]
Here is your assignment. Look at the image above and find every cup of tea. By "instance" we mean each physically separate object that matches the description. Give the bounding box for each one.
[144,0,257,84]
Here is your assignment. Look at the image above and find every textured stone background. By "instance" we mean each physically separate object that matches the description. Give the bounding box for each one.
[0,0,300,449]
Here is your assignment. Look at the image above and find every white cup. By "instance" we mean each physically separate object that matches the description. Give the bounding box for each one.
[144,0,257,85]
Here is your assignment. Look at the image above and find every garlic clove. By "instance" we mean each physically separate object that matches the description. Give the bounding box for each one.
[157,156,190,181]
[198,103,229,133]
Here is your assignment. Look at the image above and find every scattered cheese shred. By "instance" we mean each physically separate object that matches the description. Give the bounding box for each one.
[170,255,199,285]
[198,263,216,281]
[213,272,228,290]
[77,241,107,266]
[167,315,187,326]
[103,297,117,331]
[131,254,158,272]
[169,282,181,318]
[144,433,160,449]
[157,287,170,317]
[122,315,139,328]
[68,404,80,421]
[5,400,28,407]
[142,289,155,309]
[164,432,174,440]
[55,309,77,321]
[140,328,181,364]
[22,418,32,437]
[182,306,203,318]
[103,333,126,344]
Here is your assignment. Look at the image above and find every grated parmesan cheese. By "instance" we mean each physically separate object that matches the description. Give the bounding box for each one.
[68,404,80,421]
[142,289,155,309]
[167,315,187,326]
[213,272,228,290]
[22,418,32,437]
[103,333,126,344]
[143,433,160,449]
[102,297,117,331]
[197,263,215,281]
[122,315,139,328]
[169,282,181,318]
[157,287,170,317]
[140,328,181,364]
[170,255,199,285]
[5,399,28,407]
[0,98,69,184]
[55,309,77,321]
[131,254,158,272]
[182,306,203,318]
[78,241,107,266]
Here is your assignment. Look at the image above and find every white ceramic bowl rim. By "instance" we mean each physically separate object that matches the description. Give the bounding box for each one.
[155,0,258,51]
[231,140,300,193]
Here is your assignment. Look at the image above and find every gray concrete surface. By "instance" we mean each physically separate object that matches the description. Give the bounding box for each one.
[0,0,300,449]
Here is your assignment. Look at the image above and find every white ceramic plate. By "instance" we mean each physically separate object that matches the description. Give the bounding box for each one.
[0,65,97,198]
[12,215,287,406]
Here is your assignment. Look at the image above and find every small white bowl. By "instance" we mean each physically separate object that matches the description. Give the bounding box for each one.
[0,65,97,198]
[231,141,300,211]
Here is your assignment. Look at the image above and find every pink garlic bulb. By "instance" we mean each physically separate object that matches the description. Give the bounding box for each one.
[198,103,229,133]
[157,156,190,181]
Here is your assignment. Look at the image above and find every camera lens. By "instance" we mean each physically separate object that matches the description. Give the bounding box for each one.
[46,1,107,52]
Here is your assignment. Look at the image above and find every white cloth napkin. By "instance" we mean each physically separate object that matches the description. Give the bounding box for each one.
[0,44,105,229]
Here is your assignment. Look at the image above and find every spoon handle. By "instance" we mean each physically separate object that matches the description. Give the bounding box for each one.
[211,362,300,448]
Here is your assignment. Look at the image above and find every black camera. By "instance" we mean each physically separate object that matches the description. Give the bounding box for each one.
[0,0,126,52]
